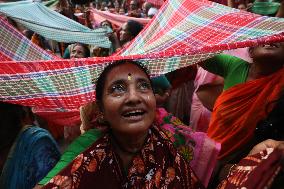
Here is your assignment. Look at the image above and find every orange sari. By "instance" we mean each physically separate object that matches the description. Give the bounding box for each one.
[207,68,284,159]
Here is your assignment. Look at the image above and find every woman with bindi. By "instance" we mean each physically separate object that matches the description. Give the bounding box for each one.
[42,60,209,188]
[41,60,284,189]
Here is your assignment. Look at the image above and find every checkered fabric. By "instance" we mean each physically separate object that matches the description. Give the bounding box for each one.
[121,0,284,56]
[0,1,111,48]
[0,0,284,111]
[0,51,12,61]
[0,16,55,61]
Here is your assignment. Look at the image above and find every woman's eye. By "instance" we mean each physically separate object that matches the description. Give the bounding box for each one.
[110,84,126,94]
[138,82,151,90]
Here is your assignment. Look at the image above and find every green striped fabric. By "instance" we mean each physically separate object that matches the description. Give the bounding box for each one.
[0,1,111,48]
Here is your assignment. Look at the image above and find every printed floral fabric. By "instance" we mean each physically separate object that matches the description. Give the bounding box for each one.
[156,108,196,162]
[156,108,220,187]
[43,124,204,189]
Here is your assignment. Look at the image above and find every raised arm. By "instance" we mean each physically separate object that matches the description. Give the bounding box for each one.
[276,1,284,18]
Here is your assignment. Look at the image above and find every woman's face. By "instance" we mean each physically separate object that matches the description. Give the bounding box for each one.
[129,0,137,11]
[101,21,111,28]
[250,42,284,64]
[119,23,132,44]
[70,45,87,59]
[119,8,125,14]
[101,63,156,135]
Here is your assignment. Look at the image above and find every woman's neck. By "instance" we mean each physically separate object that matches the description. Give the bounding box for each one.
[248,62,283,80]
[111,130,148,170]
[111,130,148,154]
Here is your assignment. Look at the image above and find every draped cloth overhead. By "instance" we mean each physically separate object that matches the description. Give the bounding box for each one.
[0,16,55,61]
[119,0,284,56]
[90,8,150,27]
[0,0,284,111]
[0,1,111,48]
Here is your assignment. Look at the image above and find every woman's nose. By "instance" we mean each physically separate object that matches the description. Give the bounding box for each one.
[71,52,77,58]
[126,87,141,104]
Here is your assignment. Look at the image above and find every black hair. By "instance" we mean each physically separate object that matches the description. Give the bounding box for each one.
[70,0,90,5]
[74,43,91,58]
[126,20,143,38]
[23,30,34,40]
[0,102,31,151]
[95,60,151,110]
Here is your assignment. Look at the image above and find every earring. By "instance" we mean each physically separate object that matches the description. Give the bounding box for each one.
[96,112,106,125]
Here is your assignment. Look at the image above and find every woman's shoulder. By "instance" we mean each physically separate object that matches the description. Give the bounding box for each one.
[20,125,55,142]
[38,128,104,185]
[19,125,60,157]
[17,125,60,164]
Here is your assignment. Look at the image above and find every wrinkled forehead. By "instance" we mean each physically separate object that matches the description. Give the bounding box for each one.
[73,44,84,51]
[105,63,149,83]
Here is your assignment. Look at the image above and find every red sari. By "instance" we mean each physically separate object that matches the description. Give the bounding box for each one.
[208,68,284,159]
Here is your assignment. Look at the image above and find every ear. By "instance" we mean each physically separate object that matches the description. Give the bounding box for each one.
[248,47,254,58]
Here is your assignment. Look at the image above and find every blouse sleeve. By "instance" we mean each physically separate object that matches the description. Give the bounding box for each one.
[202,54,243,78]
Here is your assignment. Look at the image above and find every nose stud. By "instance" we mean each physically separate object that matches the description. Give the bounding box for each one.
[128,73,132,81]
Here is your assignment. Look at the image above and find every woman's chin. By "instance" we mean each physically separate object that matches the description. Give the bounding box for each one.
[114,123,152,136]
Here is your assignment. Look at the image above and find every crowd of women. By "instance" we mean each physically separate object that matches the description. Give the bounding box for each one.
[1,0,284,188]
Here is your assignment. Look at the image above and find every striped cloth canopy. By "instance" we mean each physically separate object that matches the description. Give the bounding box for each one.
[0,0,284,111]
[0,0,111,48]
[0,16,56,61]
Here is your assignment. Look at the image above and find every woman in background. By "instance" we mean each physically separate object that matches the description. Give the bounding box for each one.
[0,102,60,189]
